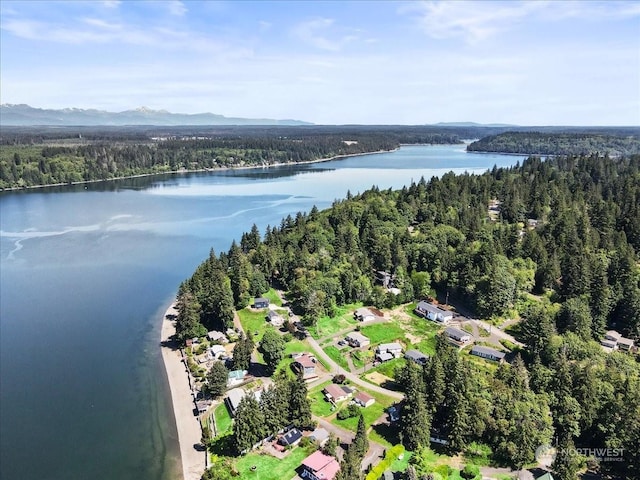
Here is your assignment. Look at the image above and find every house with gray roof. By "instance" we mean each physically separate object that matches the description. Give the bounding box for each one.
[471,345,505,362]
[346,331,370,348]
[405,349,429,365]
[415,301,453,324]
[445,326,472,344]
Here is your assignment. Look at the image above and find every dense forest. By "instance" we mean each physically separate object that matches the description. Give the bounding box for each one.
[179,153,639,479]
[0,126,467,189]
[3,125,639,190]
[467,131,640,156]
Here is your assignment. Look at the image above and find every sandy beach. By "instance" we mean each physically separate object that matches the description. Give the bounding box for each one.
[161,303,206,480]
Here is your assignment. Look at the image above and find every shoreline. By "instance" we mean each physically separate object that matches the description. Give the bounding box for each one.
[0,147,398,192]
[160,302,206,480]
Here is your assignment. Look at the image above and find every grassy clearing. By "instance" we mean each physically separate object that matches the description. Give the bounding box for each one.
[309,381,335,417]
[390,450,413,472]
[309,302,362,339]
[213,403,232,436]
[360,321,405,345]
[236,446,312,480]
[237,308,269,339]
[324,345,349,370]
[262,288,282,307]
[367,357,403,379]
[331,387,394,434]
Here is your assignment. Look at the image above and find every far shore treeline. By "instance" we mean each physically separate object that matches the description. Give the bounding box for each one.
[179,151,639,479]
[1,125,639,190]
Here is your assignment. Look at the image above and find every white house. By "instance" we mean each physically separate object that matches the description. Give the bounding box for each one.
[345,332,370,348]
[415,301,453,324]
[445,327,472,344]
[354,307,375,322]
[471,345,505,362]
[376,342,403,358]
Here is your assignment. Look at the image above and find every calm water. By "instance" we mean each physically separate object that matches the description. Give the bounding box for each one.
[0,145,523,480]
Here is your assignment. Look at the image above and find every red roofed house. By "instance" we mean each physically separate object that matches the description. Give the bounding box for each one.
[353,391,375,407]
[301,450,340,480]
[323,384,352,403]
[292,353,318,379]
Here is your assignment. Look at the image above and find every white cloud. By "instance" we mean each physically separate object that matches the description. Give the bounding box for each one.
[168,0,187,17]
[292,17,340,51]
[403,1,544,42]
[403,1,640,43]
[102,0,121,8]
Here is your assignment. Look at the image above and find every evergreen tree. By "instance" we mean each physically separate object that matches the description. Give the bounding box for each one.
[232,394,265,454]
[232,333,253,371]
[259,327,286,374]
[401,363,432,450]
[336,444,363,480]
[288,373,313,429]
[353,414,369,458]
[205,361,228,399]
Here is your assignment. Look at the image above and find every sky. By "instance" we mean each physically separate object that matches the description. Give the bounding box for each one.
[1,0,639,125]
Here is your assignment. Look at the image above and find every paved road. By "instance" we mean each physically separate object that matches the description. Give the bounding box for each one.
[471,319,525,348]
[306,334,404,401]
[312,416,385,471]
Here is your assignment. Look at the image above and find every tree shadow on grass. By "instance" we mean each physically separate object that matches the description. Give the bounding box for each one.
[371,422,401,446]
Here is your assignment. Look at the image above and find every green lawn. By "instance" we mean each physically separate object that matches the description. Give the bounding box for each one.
[324,345,349,370]
[236,446,313,480]
[309,381,336,417]
[360,321,405,345]
[262,288,282,307]
[367,357,403,379]
[237,308,269,340]
[331,387,395,434]
[390,450,413,472]
[309,302,362,339]
[214,403,232,436]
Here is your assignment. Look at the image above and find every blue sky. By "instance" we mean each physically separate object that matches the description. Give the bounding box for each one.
[1,0,639,125]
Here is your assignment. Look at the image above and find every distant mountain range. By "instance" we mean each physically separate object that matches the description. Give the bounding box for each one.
[432,121,518,127]
[0,104,313,126]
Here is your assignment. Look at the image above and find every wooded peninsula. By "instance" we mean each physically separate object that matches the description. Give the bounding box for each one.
[173,147,639,480]
[1,125,638,190]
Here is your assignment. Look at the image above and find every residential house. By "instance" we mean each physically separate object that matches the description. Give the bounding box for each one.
[266,309,284,327]
[207,330,229,344]
[617,336,635,351]
[196,400,210,415]
[292,353,318,379]
[354,307,375,322]
[535,474,555,480]
[601,330,635,351]
[376,342,403,360]
[209,344,227,360]
[279,427,303,447]
[405,349,429,366]
[445,327,472,344]
[323,384,352,403]
[225,388,246,417]
[345,331,370,348]
[471,345,505,362]
[414,301,454,324]
[254,297,269,309]
[227,369,247,386]
[300,450,340,480]
[375,270,395,288]
[353,391,375,407]
[309,427,330,446]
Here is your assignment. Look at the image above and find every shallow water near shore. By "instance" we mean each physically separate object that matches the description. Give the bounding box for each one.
[0,145,523,480]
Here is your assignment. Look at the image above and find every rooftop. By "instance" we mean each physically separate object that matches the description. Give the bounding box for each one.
[302,450,340,480]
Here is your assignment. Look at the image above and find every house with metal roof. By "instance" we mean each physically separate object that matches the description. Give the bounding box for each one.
[470,345,505,362]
